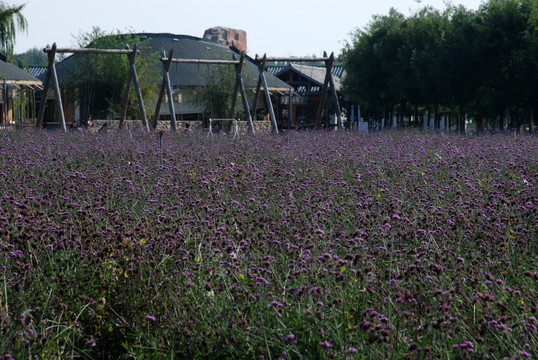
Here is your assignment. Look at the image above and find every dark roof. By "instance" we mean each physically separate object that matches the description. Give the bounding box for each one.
[0,60,42,85]
[28,66,47,82]
[267,64,345,92]
[56,33,290,90]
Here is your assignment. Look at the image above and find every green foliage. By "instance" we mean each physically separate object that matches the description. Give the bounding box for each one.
[13,47,48,67]
[61,27,160,121]
[0,1,26,58]
[193,62,253,122]
[342,0,538,131]
[200,66,236,119]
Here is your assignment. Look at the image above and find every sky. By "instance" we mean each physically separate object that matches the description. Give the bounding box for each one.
[11,0,485,57]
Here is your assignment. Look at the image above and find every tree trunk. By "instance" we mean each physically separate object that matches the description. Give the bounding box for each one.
[434,105,439,130]
[400,101,407,128]
[529,110,534,134]
[498,112,504,132]
[476,115,483,134]
[516,109,521,134]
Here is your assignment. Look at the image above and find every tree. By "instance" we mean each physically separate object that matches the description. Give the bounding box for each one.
[14,47,48,67]
[342,8,407,128]
[189,49,253,124]
[342,0,538,132]
[0,2,26,58]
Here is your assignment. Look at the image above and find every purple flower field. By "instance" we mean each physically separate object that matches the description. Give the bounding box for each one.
[0,130,537,359]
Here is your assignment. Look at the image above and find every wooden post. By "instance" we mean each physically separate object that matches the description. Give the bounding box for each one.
[229,54,241,119]
[288,69,292,130]
[37,43,56,128]
[235,56,254,134]
[3,79,7,128]
[315,52,334,129]
[128,44,149,131]
[163,50,177,131]
[328,70,343,129]
[152,49,175,130]
[288,89,292,130]
[50,59,66,132]
[119,45,133,130]
[20,88,23,125]
[250,54,266,121]
[257,54,278,133]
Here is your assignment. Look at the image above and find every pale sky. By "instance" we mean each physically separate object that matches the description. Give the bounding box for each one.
[12,0,485,57]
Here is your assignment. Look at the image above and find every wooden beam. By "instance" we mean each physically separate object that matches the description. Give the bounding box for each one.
[250,54,266,121]
[152,49,176,130]
[263,56,330,62]
[36,43,56,128]
[315,52,334,129]
[152,50,169,129]
[235,55,254,134]
[257,54,278,134]
[3,80,7,128]
[229,54,242,119]
[119,45,134,129]
[50,60,66,132]
[44,46,138,55]
[328,72,343,129]
[164,51,177,132]
[128,44,149,131]
[161,58,241,65]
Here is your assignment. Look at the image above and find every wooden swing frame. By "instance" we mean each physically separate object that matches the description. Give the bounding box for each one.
[255,52,342,131]
[153,50,254,134]
[36,43,148,132]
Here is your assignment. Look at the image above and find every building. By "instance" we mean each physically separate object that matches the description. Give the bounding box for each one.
[0,56,42,127]
[267,63,346,129]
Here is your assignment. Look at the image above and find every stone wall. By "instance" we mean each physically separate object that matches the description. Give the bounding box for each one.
[92,119,273,134]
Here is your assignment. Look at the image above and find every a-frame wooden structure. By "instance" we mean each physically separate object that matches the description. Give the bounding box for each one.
[36,43,148,132]
[153,50,254,134]
[256,52,342,131]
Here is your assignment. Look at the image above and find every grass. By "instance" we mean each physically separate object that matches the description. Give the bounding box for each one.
[0,129,537,359]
